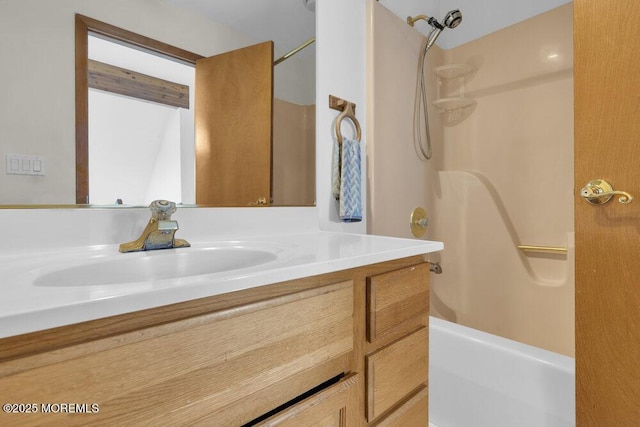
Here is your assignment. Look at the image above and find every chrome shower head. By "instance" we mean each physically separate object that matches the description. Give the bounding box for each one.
[424,9,462,51]
[443,9,462,29]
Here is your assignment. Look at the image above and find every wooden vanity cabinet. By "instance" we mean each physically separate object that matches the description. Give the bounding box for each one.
[0,255,430,426]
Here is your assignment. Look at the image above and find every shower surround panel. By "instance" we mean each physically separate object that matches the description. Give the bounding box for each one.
[367,2,574,356]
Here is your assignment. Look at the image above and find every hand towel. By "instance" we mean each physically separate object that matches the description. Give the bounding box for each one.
[332,138,341,200]
[339,138,362,222]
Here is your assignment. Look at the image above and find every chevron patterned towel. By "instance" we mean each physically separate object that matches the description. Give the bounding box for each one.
[339,138,362,222]
[332,138,341,200]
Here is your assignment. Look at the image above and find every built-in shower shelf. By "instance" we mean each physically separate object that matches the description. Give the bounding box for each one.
[432,97,477,126]
[432,97,476,111]
[433,63,477,126]
[433,63,475,80]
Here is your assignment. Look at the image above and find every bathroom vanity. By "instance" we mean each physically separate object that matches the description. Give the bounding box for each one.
[0,209,441,426]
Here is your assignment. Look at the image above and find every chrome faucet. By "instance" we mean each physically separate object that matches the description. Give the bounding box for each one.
[119,200,190,253]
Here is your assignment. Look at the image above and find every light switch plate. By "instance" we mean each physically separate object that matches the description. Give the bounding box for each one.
[5,154,46,176]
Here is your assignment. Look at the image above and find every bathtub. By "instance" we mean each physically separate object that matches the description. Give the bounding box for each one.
[429,317,575,427]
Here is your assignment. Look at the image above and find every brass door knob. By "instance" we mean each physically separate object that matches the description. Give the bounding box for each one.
[580,179,633,205]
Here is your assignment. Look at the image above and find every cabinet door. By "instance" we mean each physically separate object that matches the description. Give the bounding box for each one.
[255,373,359,426]
[367,263,429,343]
[371,386,428,427]
[366,327,429,421]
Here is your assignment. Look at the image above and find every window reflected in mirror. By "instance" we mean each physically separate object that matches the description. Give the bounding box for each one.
[88,35,196,206]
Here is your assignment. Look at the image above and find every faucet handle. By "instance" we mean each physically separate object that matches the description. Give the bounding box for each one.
[149,200,177,220]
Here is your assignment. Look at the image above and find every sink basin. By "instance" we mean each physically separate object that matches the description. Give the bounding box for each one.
[34,247,278,287]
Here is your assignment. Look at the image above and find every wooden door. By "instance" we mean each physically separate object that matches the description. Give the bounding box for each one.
[574,0,640,424]
[195,41,273,206]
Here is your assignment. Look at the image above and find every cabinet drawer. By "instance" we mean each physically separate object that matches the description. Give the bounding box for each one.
[366,327,429,422]
[0,282,354,427]
[371,385,428,427]
[255,373,359,426]
[367,263,429,343]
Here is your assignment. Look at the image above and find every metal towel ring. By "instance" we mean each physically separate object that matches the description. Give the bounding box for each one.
[335,101,361,144]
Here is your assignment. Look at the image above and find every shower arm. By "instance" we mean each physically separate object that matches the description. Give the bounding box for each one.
[408,14,445,52]
[407,14,430,27]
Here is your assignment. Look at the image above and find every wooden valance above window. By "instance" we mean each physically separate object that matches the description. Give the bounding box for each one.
[87,59,189,109]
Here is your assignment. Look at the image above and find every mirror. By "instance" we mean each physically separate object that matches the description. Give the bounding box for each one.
[0,0,316,207]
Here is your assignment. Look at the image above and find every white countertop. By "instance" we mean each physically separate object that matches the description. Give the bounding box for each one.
[0,231,442,338]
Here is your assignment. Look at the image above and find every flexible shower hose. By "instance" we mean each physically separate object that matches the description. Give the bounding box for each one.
[415,39,432,160]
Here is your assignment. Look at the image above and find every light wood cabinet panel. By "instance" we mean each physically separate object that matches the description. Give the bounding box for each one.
[367,263,429,343]
[366,327,429,422]
[254,373,359,426]
[371,386,428,427]
[0,281,353,427]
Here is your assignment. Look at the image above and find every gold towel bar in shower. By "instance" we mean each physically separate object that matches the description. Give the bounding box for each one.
[518,245,567,255]
[274,37,315,66]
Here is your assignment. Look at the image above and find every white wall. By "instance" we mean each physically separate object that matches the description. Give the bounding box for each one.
[316,0,367,233]
[88,91,182,205]
[146,111,182,204]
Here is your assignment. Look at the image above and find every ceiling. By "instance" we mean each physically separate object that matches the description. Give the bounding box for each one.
[166,0,316,60]
[167,0,571,55]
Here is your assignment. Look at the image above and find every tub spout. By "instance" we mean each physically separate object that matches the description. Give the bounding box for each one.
[429,261,443,274]
[119,200,190,253]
